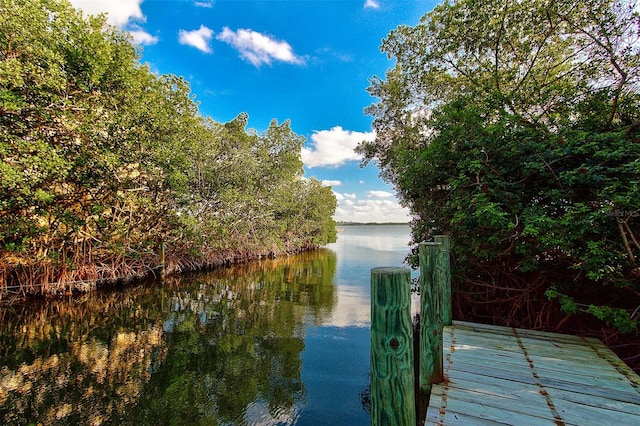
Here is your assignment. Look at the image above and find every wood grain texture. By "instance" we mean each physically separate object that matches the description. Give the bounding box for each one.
[434,235,452,326]
[370,267,415,426]
[419,243,445,395]
[425,321,640,425]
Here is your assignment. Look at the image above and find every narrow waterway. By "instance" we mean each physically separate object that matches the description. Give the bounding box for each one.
[0,224,413,425]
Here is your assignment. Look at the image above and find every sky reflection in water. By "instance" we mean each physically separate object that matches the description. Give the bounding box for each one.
[0,224,412,425]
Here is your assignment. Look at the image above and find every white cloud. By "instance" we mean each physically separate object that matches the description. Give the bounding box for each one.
[333,192,357,201]
[302,126,373,168]
[367,190,394,198]
[364,0,381,9]
[70,0,145,26]
[69,0,158,46]
[179,25,215,53]
[334,196,410,223]
[322,180,342,187]
[244,399,299,426]
[322,286,371,327]
[129,29,157,45]
[128,25,158,45]
[315,47,352,63]
[216,27,305,67]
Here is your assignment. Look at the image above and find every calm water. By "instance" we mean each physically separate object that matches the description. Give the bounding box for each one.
[0,224,413,425]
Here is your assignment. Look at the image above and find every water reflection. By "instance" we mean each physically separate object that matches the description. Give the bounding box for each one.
[298,225,413,426]
[0,249,337,425]
[0,225,412,425]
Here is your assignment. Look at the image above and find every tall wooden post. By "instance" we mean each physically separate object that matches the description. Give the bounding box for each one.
[434,235,452,326]
[370,267,415,426]
[419,243,444,396]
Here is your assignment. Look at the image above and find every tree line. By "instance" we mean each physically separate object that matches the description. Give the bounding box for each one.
[0,0,337,300]
[359,0,639,344]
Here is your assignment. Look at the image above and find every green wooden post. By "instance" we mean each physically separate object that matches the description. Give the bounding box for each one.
[370,267,416,426]
[434,235,452,326]
[419,243,444,397]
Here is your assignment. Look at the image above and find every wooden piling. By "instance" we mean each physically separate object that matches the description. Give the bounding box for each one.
[370,267,415,426]
[418,243,444,396]
[434,235,451,326]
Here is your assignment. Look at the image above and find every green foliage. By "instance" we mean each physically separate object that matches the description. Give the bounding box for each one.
[545,287,579,314]
[359,0,640,333]
[586,305,638,334]
[0,0,336,294]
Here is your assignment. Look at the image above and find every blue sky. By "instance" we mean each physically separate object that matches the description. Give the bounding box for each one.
[69,0,438,222]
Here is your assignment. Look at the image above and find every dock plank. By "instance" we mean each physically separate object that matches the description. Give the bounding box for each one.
[425,321,640,425]
[432,380,558,420]
[428,392,564,426]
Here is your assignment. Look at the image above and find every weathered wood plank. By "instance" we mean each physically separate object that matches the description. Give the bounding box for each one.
[427,390,560,425]
[427,321,640,425]
[448,324,638,387]
[453,321,593,345]
[451,347,614,377]
[455,330,597,353]
[449,335,601,363]
[581,336,640,388]
[543,383,640,415]
[537,375,640,405]
[431,384,560,421]
[528,354,635,383]
[551,394,640,424]
[447,361,540,386]
[450,337,587,357]
[438,371,640,422]
[427,394,513,425]
[448,344,619,377]
[444,368,550,399]
[446,344,640,404]
[446,350,531,373]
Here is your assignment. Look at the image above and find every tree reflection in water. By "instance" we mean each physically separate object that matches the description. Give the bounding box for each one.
[0,249,336,425]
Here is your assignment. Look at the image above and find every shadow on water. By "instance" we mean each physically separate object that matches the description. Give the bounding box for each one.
[0,249,337,425]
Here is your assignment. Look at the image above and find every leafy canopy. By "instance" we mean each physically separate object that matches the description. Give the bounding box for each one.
[358,0,640,333]
[0,0,336,294]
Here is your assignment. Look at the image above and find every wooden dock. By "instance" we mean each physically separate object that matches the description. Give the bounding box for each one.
[425,321,640,425]
[370,238,640,425]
